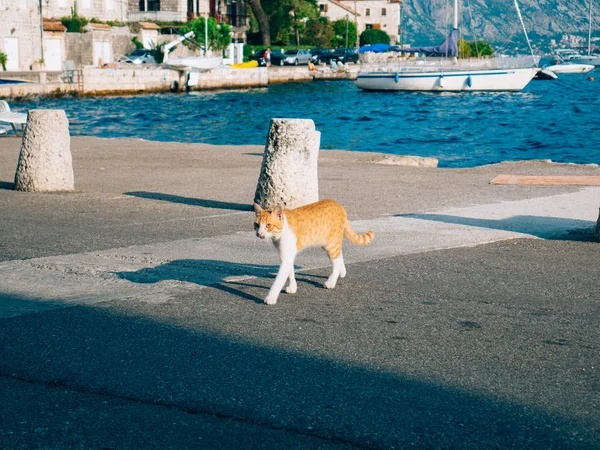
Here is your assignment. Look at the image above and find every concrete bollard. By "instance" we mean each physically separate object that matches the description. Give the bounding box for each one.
[14,109,74,192]
[253,118,320,210]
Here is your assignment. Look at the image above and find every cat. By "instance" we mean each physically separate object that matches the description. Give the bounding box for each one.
[253,200,374,305]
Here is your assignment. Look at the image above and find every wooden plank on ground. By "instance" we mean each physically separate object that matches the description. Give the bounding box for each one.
[491,175,600,186]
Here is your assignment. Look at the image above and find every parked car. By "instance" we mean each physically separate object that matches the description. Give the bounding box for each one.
[249,49,285,66]
[119,49,157,65]
[316,48,359,64]
[309,48,333,63]
[283,49,311,65]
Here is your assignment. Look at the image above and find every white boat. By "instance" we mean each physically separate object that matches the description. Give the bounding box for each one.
[162,56,222,71]
[543,62,594,74]
[356,0,539,92]
[551,1,600,66]
[552,49,600,67]
[161,25,222,72]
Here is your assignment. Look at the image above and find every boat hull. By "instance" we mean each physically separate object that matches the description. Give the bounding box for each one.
[544,63,594,74]
[356,67,539,92]
[163,56,222,71]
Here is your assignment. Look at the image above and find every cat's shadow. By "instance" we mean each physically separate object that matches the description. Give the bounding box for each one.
[114,259,325,304]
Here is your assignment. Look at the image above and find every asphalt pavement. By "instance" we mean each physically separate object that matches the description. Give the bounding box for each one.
[0,136,599,449]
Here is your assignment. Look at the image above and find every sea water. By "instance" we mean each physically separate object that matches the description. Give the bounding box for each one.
[14,72,600,168]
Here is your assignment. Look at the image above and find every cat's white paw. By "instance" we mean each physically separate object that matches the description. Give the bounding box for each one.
[340,268,347,278]
[324,279,337,289]
[264,294,278,305]
[285,284,297,294]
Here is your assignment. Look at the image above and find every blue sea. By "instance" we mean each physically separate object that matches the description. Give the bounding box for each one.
[12,73,600,168]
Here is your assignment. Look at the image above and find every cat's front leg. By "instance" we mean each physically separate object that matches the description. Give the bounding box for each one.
[285,265,297,294]
[265,260,294,305]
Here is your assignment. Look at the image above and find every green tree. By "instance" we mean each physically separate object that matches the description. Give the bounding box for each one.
[182,17,232,52]
[248,0,271,46]
[0,52,7,71]
[303,17,333,47]
[332,18,356,48]
[359,29,390,46]
[458,38,494,58]
[257,0,318,46]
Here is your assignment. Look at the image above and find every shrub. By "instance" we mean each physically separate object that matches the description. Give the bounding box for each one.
[61,2,88,32]
[359,29,390,46]
[0,52,7,71]
[132,37,144,49]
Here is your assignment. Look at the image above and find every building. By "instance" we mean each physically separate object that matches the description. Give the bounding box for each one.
[318,0,401,44]
[0,0,44,71]
[45,0,129,22]
[0,0,248,72]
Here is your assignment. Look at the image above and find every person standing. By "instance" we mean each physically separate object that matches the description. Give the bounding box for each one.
[265,48,272,67]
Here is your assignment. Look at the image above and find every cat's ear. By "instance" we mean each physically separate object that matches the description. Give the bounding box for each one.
[273,205,284,220]
[253,203,264,214]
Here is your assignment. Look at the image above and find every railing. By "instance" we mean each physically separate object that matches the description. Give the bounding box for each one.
[359,55,540,73]
[127,11,185,22]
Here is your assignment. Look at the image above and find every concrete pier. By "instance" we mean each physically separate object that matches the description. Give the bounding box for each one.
[1,136,599,448]
[0,64,360,98]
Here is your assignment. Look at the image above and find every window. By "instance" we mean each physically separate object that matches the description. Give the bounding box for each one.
[319,3,328,12]
[382,8,386,16]
[365,8,370,16]
[139,0,160,11]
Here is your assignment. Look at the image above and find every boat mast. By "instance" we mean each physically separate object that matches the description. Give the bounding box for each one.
[588,0,592,56]
[453,0,458,30]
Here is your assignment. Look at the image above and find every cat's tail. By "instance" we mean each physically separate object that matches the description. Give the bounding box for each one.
[344,221,374,246]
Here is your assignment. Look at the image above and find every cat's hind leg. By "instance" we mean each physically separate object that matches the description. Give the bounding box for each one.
[324,243,344,289]
[339,253,347,279]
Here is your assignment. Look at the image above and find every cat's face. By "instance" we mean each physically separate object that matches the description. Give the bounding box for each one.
[254,204,284,239]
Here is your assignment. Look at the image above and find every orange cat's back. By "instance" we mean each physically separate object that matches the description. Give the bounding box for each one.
[285,200,346,251]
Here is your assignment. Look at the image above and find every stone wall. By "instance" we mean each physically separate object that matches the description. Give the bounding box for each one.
[195,67,269,89]
[81,66,181,93]
[65,30,137,66]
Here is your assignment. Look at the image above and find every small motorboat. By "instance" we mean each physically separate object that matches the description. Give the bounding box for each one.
[543,62,594,74]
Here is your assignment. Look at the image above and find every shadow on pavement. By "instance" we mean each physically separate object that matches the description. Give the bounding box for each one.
[0,181,15,190]
[0,299,595,448]
[400,213,595,240]
[125,191,252,212]
[114,259,325,304]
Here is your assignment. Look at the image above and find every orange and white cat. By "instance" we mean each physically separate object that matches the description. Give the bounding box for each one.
[254,200,374,305]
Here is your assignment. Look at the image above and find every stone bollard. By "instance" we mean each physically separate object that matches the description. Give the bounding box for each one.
[14,110,74,192]
[254,118,320,210]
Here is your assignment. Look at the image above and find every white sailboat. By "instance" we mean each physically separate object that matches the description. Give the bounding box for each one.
[555,0,600,66]
[356,0,539,92]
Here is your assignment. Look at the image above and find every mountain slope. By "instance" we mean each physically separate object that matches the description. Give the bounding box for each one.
[400,0,596,52]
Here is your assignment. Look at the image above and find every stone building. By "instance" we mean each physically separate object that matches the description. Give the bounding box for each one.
[44,0,129,23]
[318,0,401,44]
[0,0,44,71]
